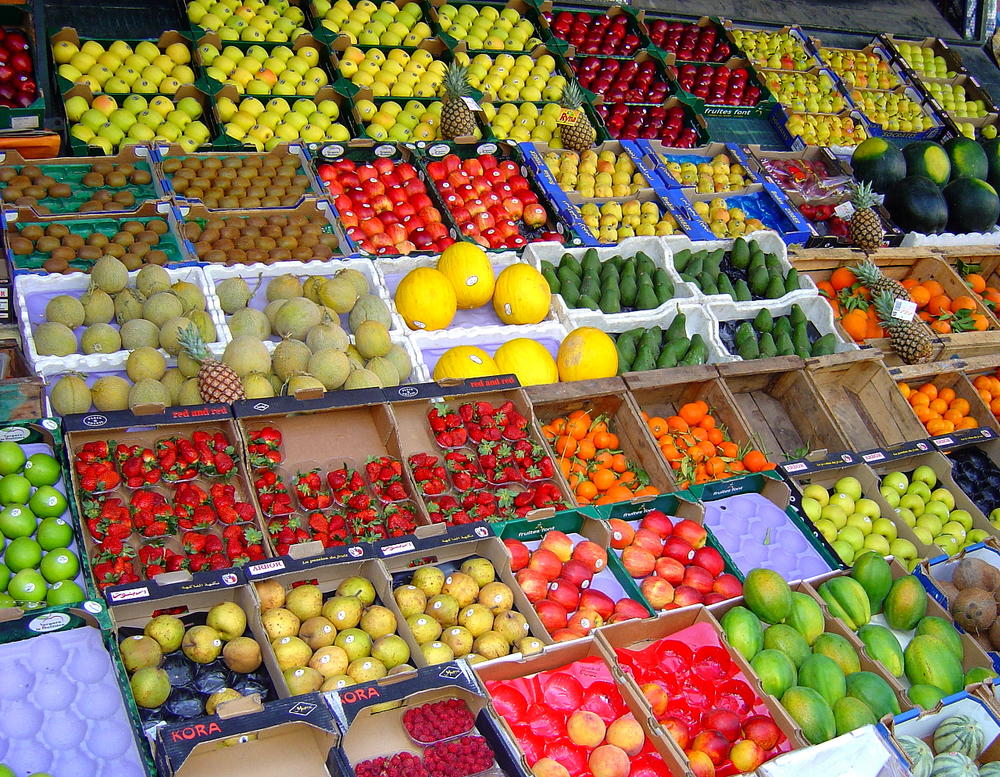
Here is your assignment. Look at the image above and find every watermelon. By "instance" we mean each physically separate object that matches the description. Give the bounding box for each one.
[852,137,907,193]
[904,141,952,187]
[929,752,977,777]
[896,734,933,777]
[983,137,1000,191]
[943,177,1000,233]
[979,763,1000,777]
[945,136,988,180]
[933,715,985,759]
[884,175,949,234]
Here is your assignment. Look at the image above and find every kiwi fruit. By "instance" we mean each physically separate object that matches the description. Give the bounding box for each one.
[190,211,333,266]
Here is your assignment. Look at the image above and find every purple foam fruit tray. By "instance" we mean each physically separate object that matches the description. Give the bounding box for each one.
[703,493,830,581]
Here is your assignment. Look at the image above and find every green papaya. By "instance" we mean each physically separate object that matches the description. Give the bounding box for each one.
[751,649,797,698]
[850,552,893,613]
[857,624,905,677]
[786,591,825,645]
[720,605,764,661]
[907,683,946,710]
[833,696,877,735]
[883,575,927,631]
[753,308,773,333]
[845,671,901,719]
[817,576,871,630]
[744,568,793,623]
[798,653,847,707]
[904,635,965,696]
[813,633,862,676]
[764,624,812,668]
[781,686,836,744]
[915,616,963,661]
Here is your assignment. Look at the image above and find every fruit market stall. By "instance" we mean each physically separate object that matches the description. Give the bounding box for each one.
[7,1,1000,776]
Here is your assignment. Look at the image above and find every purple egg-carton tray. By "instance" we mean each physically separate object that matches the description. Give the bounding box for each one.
[408,322,569,382]
[703,492,832,581]
[0,626,147,777]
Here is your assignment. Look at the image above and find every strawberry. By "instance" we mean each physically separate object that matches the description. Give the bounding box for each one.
[327,465,366,505]
[365,455,407,503]
[408,452,449,497]
[383,502,417,537]
[77,462,120,493]
[182,531,208,554]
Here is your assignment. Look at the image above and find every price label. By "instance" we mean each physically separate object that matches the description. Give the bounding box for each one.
[782,461,808,473]
[833,201,854,219]
[556,109,581,126]
[462,96,481,111]
[891,298,917,321]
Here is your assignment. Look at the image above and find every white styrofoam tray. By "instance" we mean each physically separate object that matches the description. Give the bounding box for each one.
[521,236,694,329]
[18,264,226,374]
[901,227,1000,247]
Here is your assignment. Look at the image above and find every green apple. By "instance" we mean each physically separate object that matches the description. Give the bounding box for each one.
[889,537,917,560]
[880,487,900,508]
[802,484,830,506]
[896,507,916,527]
[838,525,865,552]
[906,481,932,502]
[127,123,156,142]
[940,521,967,540]
[916,513,943,536]
[991,507,1000,528]
[923,500,949,521]
[108,108,136,132]
[65,95,90,122]
[872,518,897,541]
[912,525,933,545]
[831,540,855,564]
[846,514,873,535]
[136,109,164,129]
[80,108,107,133]
[933,534,959,556]
[863,533,891,555]
[949,509,973,531]
[912,465,937,488]
[882,471,909,494]
[149,95,174,117]
[834,476,863,501]
[97,122,125,147]
[820,504,848,529]
[930,488,955,511]
[800,496,822,522]
[899,494,926,517]
[123,94,148,115]
[166,109,193,129]
[70,124,95,143]
[855,498,881,519]
[830,492,856,515]
[814,519,837,543]
[176,96,204,119]
[966,529,990,545]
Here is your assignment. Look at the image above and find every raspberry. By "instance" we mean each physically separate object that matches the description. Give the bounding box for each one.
[357,751,427,777]
[403,698,475,743]
[355,756,387,777]
[424,735,494,777]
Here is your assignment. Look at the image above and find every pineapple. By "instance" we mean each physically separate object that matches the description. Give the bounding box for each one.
[558,81,596,153]
[872,290,934,364]
[177,325,246,403]
[441,63,478,140]
[849,181,885,251]
[853,257,909,301]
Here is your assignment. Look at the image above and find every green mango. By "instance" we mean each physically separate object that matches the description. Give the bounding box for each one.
[753,308,773,333]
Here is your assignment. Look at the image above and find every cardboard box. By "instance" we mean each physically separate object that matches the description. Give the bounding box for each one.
[156,694,340,777]
[326,660,524,777]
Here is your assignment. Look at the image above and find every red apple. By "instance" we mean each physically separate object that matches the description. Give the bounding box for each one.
[571,541,607,573]
[640,577,674,609]
[535,599,569,632]
[515,568,548,602]
[621,546,656,578]
[702,709,741,742]
[551,628,584,642]
[682,566,715,594]
[742,716,781,750]
[547,578,581,612]
[654,556,685,585]
[528,548,563,581]
[674,520,707,548]
[692,547,725,577]
[567,608,603,634]
[504,538,530,571]
[523,203,547,227]
[579,588,614,620]
[704,593,726,605]
[608,519,635,550]
[560,559,593,590]
[639,510,673,538]
[540,530,573,562]
[630,528,663,558]
[612,598,648,620]
[673,585,705,607]
[662,536,694,563]
[712,574,743,600]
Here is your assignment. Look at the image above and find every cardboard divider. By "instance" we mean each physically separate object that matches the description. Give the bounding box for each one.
[784,460,946,561]
[595,606,803,775]
[526,380,679,498]
[376,525,553,651]
[473,635,682,775]
[804,352,930,451]
[717,361,850,462]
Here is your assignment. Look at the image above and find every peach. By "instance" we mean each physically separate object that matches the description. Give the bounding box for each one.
[702,709,741,742]
[662,536,694,563]
[606,715,645,756]
[639,510,674,538]
[589,744,630,777]
[655,556,685,585]
[712,573,743,600]
[692,546,724,577]
[540,530,573,562]
[640,577,675,609]
[561,559,593,590]
[640,683,669,718]
[621,546,656,578]
[572,540,608,573]
[686,750,716,777]
[579,588,615,620]
[730,739,767,772]
[631,528,664,557]
[674,519,707,548]
[608,518,635,549]
[682,565,715,594]
[742,715,781,750]
[673,585,705,607]
[662,717,690,750]
[504,538,530,571]
[691,730,730,766]
[528,548,564,581]
[532,758,570,777]
[567,710,607,748]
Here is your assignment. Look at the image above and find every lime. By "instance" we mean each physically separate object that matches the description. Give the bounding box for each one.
[0,442,26,475]
[28,486,67,519]
[46,580,85,605]
[0,563,9,592]
[40,548,79,583]
[8,568,46,602]
[23,452,61,487]
[0,474,31,505]
[0,504,35,538]
[5,536,41,571]
[36,517,74,551]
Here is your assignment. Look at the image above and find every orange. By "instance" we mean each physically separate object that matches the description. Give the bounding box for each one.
[992,397,1000,415]
[922,280,945,297]
[971,313,990,331]
[943,408,965,424]
[967,273,987,293]
[913,405,935,422]
[743,450,767,472]
[909,285,931,307]
[951,295,978,313]
[938,387,956,403]
[898,382,911,398]
[909,391,930,407]
[576,439,596,461]
[974,375,992,390]
[591,468,616,492]
[949,397,970,416]
[830,267,858,291]
[679,401,708,426]
[917,383,938,399]
[931,320,952,334]
[576,480,598,501]
[979,389,994,405]
[929,398,948,414]
[840,310,868,341]
[927,294,952,315]
[666,416,690,433]
[957,417,979,429]
[554,436,577,457]
[647,416,668,438]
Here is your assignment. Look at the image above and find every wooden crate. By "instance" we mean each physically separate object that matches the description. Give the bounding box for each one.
[889,364,1000,438]
[792,247,998,362]
[717,358,851,462]
[526,378,678,497]
[804,351,929,450]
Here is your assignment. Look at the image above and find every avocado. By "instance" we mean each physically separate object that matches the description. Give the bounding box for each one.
[640,326,662,353]
[599,288,621,314]
[716,273,735,299]
[577,294,599,310]
[559,254,582,275]
[636,252,655,276]
[758,332,777,358]
[705,249,726,275]
[615,336,636,371]
[698,271,718,295]
[749,265,770,296]
[735,321,756,346]
[680,334,708,365]
[775,331,795,356]
[686,254,704,277]
[656,343,681,369]
[635,284,659,310]
[765,274,787,299]
[661,337,690,363]
[789,304,806,327]
[579,273,600,300]
[753,308,773,333]
[600,261,620,284]
[773,316,792,338]
[619,276,637,308]
[764,253,782,273]
[541,268,560,294]
[673,248,692,272]
[784,268,801,294]
[560,279,580,307]
[792,323,811,356]
[557,266,580,287]
[665,312,687,341]
[631,344,656,372]
[737,336,760,360]
[734,279,752,302]
[581,248,600,275]
[731,237,750,269]
[812,333,837,356]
